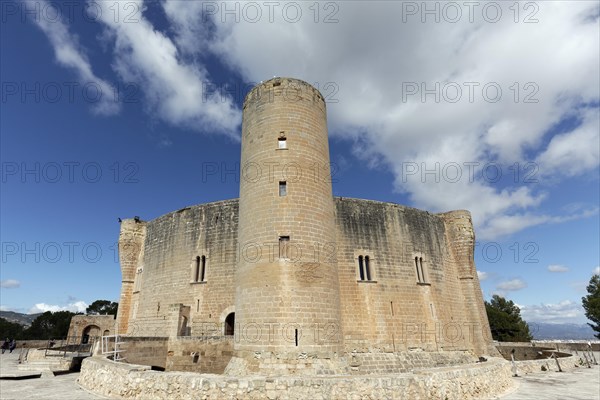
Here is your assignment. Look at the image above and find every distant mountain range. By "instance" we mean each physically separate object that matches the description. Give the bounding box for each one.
[0,311,41,327]
[530,322,597,340]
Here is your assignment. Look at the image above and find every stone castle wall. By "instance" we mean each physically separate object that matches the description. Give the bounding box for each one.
[116,78,494,374]
[117,197,493,361]
[334,199,493,355]
[122,200,238,338]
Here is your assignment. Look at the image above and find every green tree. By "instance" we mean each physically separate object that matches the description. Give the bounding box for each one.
[485,295,532,342]
[0,318,25,340]
[582,274,600,339]
[86,300,118,316]
[23,311,76,340]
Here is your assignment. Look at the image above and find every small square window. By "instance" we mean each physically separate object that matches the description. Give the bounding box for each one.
[279,181,287,196]
[278,138,287,149]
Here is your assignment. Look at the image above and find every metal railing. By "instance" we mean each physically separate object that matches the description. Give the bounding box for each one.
[44,336,97,358]
[101,335,126,362]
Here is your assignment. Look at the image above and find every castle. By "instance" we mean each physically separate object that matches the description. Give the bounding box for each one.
[115,77,496,375]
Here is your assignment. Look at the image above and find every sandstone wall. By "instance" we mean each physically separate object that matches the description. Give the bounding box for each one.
[334,198,493,357]
[120,196,494,367]
[166,337,233,374]
[234,77,342,357]
[123,200,238,338]
[119,337,169,369]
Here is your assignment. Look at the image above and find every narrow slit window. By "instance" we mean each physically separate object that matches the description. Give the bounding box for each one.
[358,256,365,280]
[365,256,371,281]
[295,329,299,346]
[279,181,287,196]
[419,257,425,283]
[415,257,422,283]
[200,255,206,282]
[195,256,201,282]
[279,236,290,259]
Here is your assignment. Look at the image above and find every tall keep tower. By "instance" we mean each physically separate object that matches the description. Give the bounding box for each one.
[232,78,343,369]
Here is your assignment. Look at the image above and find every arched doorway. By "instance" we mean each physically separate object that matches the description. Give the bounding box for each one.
[224,313,235,336]
[82,325,100,344]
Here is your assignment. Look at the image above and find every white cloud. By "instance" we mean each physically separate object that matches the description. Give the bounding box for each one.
[520,300,585,324]
[0,279,20,288]
[547,264,569,273]
[496,278,527,292]
[477,271,489,281]
[27,0,120,115]
[536,107,600,178]
[94,0,241,137]
[28,301,87,314]
[191,1,599,239]
[593,266,600,275]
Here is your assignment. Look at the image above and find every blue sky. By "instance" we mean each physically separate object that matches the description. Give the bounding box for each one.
[1,1,599,327]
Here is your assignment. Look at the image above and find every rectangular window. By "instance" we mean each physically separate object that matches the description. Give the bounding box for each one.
[279,236,290,259]
[278,137,287,149]
[279,181,287,196]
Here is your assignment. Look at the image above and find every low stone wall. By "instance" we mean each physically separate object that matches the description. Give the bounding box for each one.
[532,340,600,352]
[79,356,513,400]
[514,354,585,375]
[495,344,570,361]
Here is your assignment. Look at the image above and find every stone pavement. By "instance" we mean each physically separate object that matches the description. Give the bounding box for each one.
[0,352,105,399]
[495,362,600,400]
[1,350,599,400]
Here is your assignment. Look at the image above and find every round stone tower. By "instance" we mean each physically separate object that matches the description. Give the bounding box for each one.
[231,78,342,372]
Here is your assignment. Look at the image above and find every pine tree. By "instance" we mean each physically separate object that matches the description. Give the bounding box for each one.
[582,274,600,339]
[485,295,532,342]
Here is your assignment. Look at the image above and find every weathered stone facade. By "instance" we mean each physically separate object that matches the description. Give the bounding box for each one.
[115,78,496,375]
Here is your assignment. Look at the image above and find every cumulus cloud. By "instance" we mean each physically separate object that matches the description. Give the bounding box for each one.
[28,301,87,314]
[477,271,489,281]
[188,1,599,239]
[496,278,527,292]
[547,264,569,273]
[520,300,585,324]
[26,0,120,115]
[94,0,241,137]
[593,266,600,275]
[0,279,20,288]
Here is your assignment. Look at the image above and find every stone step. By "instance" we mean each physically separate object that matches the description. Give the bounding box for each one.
[17,359,72,371]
